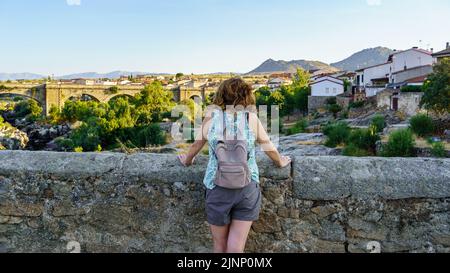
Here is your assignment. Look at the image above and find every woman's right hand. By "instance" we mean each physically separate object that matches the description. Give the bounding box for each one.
[178,154,195,167]
[277,155,292,168]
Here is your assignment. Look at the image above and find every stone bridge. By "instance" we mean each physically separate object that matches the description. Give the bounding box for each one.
[0,151,449,253]
[172,87,216,102]
[0,83,215,115]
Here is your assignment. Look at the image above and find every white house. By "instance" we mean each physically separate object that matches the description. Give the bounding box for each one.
[432,42,450,63]
[73,79,95,85]
[356,62,391,97]
[267,78,285,90]
[389,47,434,76]
[310,76,344,97]
[100,80,118,86]
[356,47,433,97]
[119,80,132,85]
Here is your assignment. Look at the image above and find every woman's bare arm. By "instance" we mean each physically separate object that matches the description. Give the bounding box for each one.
[178,116,211,166]
[249,113,291,168]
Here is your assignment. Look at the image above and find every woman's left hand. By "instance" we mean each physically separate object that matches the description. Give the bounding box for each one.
[178,154,194,167]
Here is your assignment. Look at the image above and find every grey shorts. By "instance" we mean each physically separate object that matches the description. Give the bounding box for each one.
[205,182,262,226]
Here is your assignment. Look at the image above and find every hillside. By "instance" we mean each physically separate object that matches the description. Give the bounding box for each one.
[0,73,45,81]
[248,59,339,74]
[56,71,151,79]
[331,47,394,71]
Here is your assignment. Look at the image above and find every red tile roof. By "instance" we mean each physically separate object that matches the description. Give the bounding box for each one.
[405,75,428,83]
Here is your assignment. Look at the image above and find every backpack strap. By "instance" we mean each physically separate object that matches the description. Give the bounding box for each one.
[222,111,241,141]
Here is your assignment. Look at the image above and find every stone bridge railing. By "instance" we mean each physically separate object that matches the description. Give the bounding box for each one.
[0,151,449,253]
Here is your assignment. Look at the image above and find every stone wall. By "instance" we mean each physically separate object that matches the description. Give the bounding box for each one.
[308,96,334,113]
[377,89,423,116]
[1,151,450,253]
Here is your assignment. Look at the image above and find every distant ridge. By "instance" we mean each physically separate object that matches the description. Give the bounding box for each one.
[0,71,167,81]
[56,71,155,79]
[0,73,45,81]
[331,47,394,71]
[247,59,339,75]
[0,47,397,80]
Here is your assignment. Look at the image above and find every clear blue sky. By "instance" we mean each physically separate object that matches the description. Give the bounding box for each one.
[1,0,449,75]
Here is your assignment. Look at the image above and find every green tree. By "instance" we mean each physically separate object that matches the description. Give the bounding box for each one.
[420,58,450,114]
[293,86,310,114]
[292,68,310,89]
[268,90,285,111]
[279,85,295,118]
[68,118,102,152]
[135,82,175,124]
[14,99,43,121]
[175,73,184,79]
[255,87,271,107]
[48,105,61,124]
[135,124,166,147]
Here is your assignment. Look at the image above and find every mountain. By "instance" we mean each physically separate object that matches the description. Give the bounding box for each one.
[0,71,164,81]
[0,73,46,81]
[331,47,394,71]
[56,71,152,79]
[248,59,339,75]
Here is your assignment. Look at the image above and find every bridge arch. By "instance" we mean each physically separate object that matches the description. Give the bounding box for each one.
[0,93,44,106]
[108,94,135,103]
[189,94,203,103]
[66,94,101,103]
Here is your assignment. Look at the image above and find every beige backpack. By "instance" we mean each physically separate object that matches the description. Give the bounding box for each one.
[213,112,251,189]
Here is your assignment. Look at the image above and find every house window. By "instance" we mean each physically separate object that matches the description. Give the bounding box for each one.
[333,88,337,94]
[326,88,330,94]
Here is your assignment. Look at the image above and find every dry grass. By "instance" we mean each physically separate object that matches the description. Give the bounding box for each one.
[175,142,209,156]
[296,141,323,146]
[175,143,190,149]
[381,134,450,150]
[414,137,450,149]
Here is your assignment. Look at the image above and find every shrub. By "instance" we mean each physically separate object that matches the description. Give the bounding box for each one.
[13,99,43,121]
[431,142,447,158]
[371,115,386,133]
[135,124,166,147]
[323,122,350,147]
[348,128,380,153]
[349,101,365,109]
[381,129,415,157]
[0,85,13,91]
[410,114,434,137]
[107,86,119,94]
[327,104,343,118]
[287,119,308,135]
[343,143,371,157]
[69,121,102,152]
[401,85,422,93]
[325,97,337,105]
